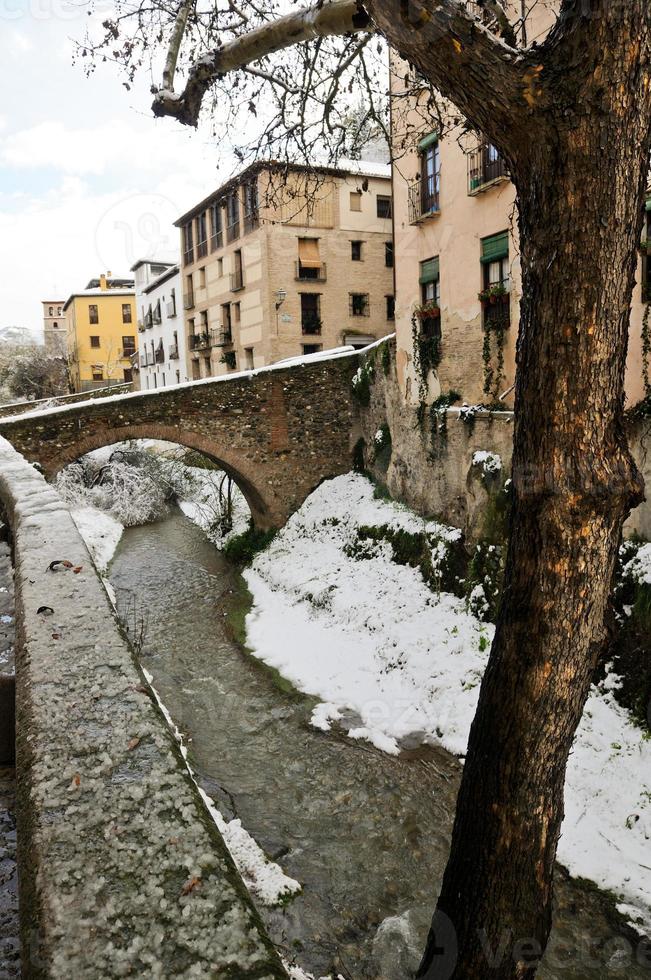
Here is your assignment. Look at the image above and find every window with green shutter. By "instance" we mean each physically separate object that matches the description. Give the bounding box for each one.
[419,257,440,307]
[480,231,509,264]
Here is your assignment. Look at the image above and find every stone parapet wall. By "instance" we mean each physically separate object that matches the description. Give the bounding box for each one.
[0,437,287,979]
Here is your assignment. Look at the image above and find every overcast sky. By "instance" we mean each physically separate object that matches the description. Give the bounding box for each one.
[0,1,238,337]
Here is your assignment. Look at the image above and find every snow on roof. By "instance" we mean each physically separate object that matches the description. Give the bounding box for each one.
[338,158,392,179]
[0,335,395,425]
[142,265,180,295]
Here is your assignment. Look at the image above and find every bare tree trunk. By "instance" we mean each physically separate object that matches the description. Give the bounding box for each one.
[417,7,651,978]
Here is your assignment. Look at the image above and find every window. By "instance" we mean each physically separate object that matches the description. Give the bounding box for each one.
[386,295,395,321]
[300,293,321,334]
[184,274,194,309]
[217,258,224,277]
[468,139,508,193]
[183,221,194,264]
[90,335,100,348]
[223,351,237,370]
[297,238,322,279]
[57,307,62,315]
[122,303,132,324]
[123,368,133,383]
[245,347,254,370]
[480,232,510,326]
[420,256,440,305]
[349,293,370,317]
[48,306,53,316]
[122,335,135,355]
[418,257,441,344]
[376,195,392,219]
[200,310,209,336]
[420,136,441,215]
[221,303,232,337]
[226,191,240,242]
[198,266,206,289]
[243,178,259,233]
[89,304,99,324]
[349,191,362,212]
[210,202,223,251]
[303,344,322,355]
[351,241,363,261]
[196,211,208,258]
[92,368,103,381]
[232,302,241,324]
[385,242,394,268]
[231,250,243,291]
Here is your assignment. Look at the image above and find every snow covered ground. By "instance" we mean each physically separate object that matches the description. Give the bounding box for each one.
[243,472,651,935]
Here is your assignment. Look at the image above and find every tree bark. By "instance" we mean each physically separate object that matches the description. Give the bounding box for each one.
[416,4,651,978]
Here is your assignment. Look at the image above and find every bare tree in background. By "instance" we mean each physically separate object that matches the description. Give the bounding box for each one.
[83,1,651,976]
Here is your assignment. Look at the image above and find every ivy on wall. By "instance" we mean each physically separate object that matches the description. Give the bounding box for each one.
[482,311,509,405]
[411,313,442,403]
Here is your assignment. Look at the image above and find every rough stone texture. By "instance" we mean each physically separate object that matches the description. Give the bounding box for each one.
[0,438,287,980]
[0,541,15,767]
[359,340,651,540]
[0,357,359,530]
[0,767,19,979]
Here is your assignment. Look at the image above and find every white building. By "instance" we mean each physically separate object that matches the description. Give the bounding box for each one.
[132,258,187,390]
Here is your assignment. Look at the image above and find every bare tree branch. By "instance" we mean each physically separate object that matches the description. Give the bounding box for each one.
[152,0,373,126]
[162,0,196,91]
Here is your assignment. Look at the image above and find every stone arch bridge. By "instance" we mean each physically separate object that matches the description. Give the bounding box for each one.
[0,353,360,528]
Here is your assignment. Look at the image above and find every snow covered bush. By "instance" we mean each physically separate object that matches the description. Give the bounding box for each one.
[471,450,502,476]
[56,445,193,527]
[351,361,374,407]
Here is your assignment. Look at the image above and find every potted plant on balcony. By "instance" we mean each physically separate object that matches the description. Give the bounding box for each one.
[478,283,508,306]
[414,300,441,320]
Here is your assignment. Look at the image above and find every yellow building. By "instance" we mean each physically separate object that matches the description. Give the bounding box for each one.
[64,274,137,392]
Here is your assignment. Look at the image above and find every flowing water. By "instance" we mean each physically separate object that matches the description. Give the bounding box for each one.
[109,510,651,979]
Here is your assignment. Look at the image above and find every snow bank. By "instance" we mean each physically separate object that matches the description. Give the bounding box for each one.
[69,506,123,573]
[624,543,651,586]
[243,472,651,933]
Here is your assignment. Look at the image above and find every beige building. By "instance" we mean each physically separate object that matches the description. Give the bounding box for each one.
[175,161,395,378]
[41,300,67,356]
[64,275,137,392]
[390,0,650,409]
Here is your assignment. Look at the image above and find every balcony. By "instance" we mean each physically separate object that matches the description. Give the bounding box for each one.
[152,305,162,325]
[166,299,177,318]
[301,315,322,336]
[145,351,155,367]
[227,220,240,243]
[183,247,194,265]
[196,239,208,260]
[211,328,233,347]
[154,345,165,364]
[184,288,195,310]
[169,343,179,360]
[210,230,223,252]
[295,261,327,282]
[467,142,509,194]
[139,354,147,368]
[230,270,244,292]
[144,310,153,328]
[408,176,440,223]
[189,332,211,351]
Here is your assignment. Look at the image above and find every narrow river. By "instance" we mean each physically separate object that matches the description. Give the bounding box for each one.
[109,510,650,980]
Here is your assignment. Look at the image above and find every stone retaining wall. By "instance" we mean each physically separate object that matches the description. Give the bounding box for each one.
[358,339,651,541]
[0,437,287,979]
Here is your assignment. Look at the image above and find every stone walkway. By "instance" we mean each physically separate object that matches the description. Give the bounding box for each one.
[0,768,18,980]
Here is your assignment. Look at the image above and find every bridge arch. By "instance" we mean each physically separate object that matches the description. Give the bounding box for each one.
[45,423,273,528]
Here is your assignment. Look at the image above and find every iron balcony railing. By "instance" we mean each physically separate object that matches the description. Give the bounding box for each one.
[145,351,155,366]
[183,247,194,265]
[210,229,223,252]
[301,315,322,335]
[226,219,240,243]
[211,328,233,347]
[408,176,440,223]
[295,261,327,282]
[189,333,211,351]
[196,238,208,259]
[467,142,509,194]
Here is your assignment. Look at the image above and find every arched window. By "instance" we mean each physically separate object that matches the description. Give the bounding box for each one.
[52,322,58,329]
[48,306,53,316]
